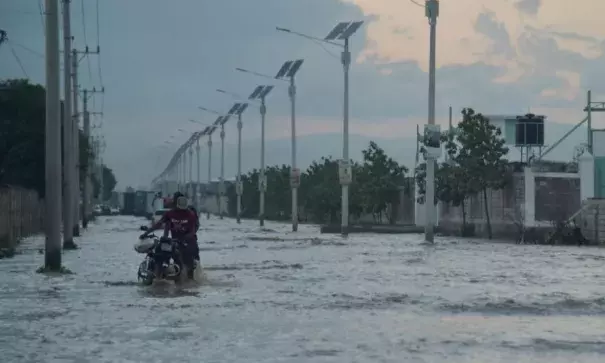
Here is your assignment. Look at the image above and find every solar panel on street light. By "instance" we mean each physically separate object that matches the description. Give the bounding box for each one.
[222,114,232,124]
[259,85,274,99]
[249,85,263,100]
[208,125,217,134]
[338,21,364,39]
[275,60,293,79]
[213,116,223,125]
[325,22,351,40]
[236,103,249,115]
[286,59,304,77]
[202,126,210,134]
[228,103,241,115]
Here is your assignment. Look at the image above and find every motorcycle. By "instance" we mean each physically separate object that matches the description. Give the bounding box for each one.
[135,227,190,286]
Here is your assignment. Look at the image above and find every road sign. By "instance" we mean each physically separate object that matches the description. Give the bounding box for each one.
[258,174,267,192]
[423,124,442,159]
[290,168,301,188]
[338,160,352,185]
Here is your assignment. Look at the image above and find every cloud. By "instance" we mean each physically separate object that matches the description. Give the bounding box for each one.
[515,0,542,16]
[3,0,605,188]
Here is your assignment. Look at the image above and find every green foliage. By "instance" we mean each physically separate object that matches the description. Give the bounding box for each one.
[91,165,118,201]
[0,79,114,198]
[226,142,408,224]
[415,108,509,237]
[358,141,408,223]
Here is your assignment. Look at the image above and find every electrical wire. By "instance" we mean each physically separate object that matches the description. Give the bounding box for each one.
[409,0,425,7]
[10,41,43,58]
[95,0,105,116]
[7,41,29,78]
[95,0,104,87]
[38,0,45,36]
[311,39,340,60]
[81,0,93,82]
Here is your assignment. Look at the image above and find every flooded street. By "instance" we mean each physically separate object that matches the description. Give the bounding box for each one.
[1,216,605,362]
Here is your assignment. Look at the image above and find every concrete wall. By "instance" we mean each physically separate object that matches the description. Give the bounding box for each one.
[418,165,585,239]
[579,199,605,245]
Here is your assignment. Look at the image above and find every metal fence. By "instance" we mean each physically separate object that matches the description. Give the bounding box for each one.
[0,186,44,249]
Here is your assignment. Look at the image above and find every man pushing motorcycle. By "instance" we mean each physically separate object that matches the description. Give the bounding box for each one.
[140,191,200,279]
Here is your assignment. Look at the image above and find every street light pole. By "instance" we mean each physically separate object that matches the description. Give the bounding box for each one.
[289,76,298,231]
[260,97,266,226]
[220,102,249,224]
[236,113,243,223]
[273,60,304,232]
[196,138,200,209]
[277,22,363,236]
[341,37,351,236]
[425,0,439,243]
[207,133,213,219]
[247,85,273,227]
[219,122,226,219]
[188,146,193,198]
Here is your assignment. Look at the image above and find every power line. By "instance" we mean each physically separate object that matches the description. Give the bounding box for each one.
[95,0,104,87]
[11,41,43,58]
[38,0,45,36]
[81,0,93,82]
[7,41,29,78]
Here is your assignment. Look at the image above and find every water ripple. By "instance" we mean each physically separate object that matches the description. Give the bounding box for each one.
[1,216,604,362]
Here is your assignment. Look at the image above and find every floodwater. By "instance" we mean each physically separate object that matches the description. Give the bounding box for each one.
[1,216,605,363]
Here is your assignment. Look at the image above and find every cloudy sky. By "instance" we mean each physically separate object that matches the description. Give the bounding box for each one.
[1,0,604,188]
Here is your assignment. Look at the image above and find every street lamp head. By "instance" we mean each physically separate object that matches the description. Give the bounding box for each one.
[276,27,291,33]
[199,106,220,115]
[216,89,227,94]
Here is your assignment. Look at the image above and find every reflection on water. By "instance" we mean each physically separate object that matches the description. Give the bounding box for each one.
[1,215,605,362]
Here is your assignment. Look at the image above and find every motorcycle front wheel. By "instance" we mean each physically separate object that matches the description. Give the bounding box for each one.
[137,259,155,286]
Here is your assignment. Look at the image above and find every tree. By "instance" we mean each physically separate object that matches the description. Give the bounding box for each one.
[416,128,474,235]
[300,157,341,223]
[0,78,105,198]
[91,165,117,201]
[455,108,509,239]
[359,142,408,224]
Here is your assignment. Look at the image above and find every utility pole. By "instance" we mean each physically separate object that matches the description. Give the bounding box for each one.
[61,0,76,250]
[72,45,100,231]
[44,0,62,271]
[424,0,439,243]
[81,86,104,227]
[71,48,80,236]
[93,134,105,204]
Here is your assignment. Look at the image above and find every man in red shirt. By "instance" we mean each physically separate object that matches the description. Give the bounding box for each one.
[141,191,200,278]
